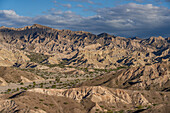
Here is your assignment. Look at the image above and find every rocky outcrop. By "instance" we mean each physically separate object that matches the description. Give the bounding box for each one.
[0,48,30,67]
[28,86,152,112]
[0,66,44,85]
[116,62,170,90]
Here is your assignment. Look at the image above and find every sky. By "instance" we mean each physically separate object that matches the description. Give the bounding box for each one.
[0,0,170,38]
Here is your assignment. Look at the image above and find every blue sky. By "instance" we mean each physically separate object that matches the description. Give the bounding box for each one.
[0,0,170,38]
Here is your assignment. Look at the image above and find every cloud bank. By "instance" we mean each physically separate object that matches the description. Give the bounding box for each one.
[0,3,170,38]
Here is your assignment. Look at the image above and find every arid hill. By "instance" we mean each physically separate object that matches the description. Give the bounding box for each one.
[78,62,170,91]
[0,86,169,113]
[0,66,43,86]
[0,24,169,68]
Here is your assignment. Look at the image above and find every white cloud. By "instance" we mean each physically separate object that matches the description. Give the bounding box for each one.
[62,4,72,8]
[0,10,31,27]
[0,3,170,38]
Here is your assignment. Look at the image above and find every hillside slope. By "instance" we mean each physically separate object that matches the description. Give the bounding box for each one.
[78,62,170,91]
[0,67,44,86]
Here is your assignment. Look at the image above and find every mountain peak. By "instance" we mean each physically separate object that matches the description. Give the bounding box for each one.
[97,33,113,37]
[32,24,45,28]
[29,24,52,29]
[149,36,165,40]
[0,26,6,28]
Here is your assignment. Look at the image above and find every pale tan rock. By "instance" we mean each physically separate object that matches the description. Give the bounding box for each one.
[28,86,151,106]
[0,77,8,86]
[117,62,170,90]
[0,48,30,67]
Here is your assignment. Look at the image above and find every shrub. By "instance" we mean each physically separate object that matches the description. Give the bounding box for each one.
[23,87,27,90]
[51,85,56,88]
[118,110,124,113]
[16,88,19,91]
[100,105,104,108]
[63,102,68,104]
[137,105,143,109]
[34,107,38,109]
[20,82,24,85]
[96,109,99,111]
[7,89,11,92]
[55,77,60,83]
[33,82,36,85]
[39,99,44,101]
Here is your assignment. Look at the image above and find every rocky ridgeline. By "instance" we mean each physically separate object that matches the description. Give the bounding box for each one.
[28,86,151,106]
[0,24,169,68]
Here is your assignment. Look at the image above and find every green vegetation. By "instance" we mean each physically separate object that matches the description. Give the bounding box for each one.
[28,84,32,87]
[63,102,68,104]
[137,105,143,109]
[55,76,60,83]
[33,82,36,85]
[7,89,11,92]
[96,109,99,111]
[100,105,104,108]
[20,87,27,90]
[117,110,124,113]
[93,66,127,73]
[20,82,24,85]
[40,83,43,88]
[51,85,56,88]
[49,104,54,106]
[107,110,114,113]
[16,88,19,91]
[34,106,38,109]
[153,104,157,106]
[147,106,151,109]
[39,99,44,101]
[111,106,115,108]
[26,52,49,64]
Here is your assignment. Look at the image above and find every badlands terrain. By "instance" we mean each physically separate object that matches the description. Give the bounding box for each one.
[0,24,169,113]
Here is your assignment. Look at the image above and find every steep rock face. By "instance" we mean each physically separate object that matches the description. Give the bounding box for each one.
[116,62,170,90]
[0,48,29,67]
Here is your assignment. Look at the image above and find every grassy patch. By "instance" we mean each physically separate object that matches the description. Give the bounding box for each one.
[26,52,50,64]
